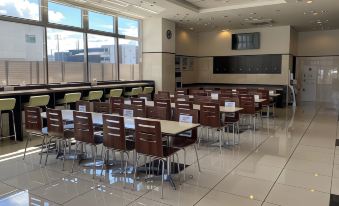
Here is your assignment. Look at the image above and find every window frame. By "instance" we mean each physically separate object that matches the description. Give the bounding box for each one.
[0,0,142,84]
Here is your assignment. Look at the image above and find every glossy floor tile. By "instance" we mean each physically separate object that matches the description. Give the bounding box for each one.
[0,104,338,206]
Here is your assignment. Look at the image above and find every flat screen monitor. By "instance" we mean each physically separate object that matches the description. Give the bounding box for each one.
[232,32,260,50]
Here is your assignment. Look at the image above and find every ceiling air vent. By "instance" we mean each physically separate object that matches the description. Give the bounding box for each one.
[247,18,274,26]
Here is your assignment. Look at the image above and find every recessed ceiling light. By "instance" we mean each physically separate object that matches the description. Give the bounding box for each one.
[306,0,313,3]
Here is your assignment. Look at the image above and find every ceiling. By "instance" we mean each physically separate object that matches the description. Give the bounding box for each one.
[64,0,339,32]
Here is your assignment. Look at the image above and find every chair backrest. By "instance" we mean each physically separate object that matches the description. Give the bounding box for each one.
[73,111,94,144]
[237,88,248,95]
[88,90,103,101]
[199,103,221,128]
[76,100,91,112]
[173,109,199,142]
[102,114,126,150]
[156,91,170,99]
[175,88,188,95]
[110,97,124,114]
[219,96,240,107]
[143,87,154,94]
[175,101,193,110]
[138,94,151,101]
[239,95,256,114]
[28,95,50,107]
[257,89,269,105]
[64,93,81,104]
[131,98,146,117]
[0,98,16,111]
[135,119,163,157]
[220,88,233,94]
[121,104,146,118]
[190,89,206,96]
[154,99,171,120]
[146,106,168,120]
[130,87,142,96]
[24,106,42,133]
[173,95,190,102]
[193,95,212,105]
[46,109,64,138]
[93,102,111,114]
[109,89,123,98]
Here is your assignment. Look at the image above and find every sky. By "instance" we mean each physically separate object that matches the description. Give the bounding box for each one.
[0,0,140,54]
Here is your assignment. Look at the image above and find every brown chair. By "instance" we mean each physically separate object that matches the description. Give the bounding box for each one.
[193,95,211,105]
[257,89,273,117]
[199,103,224,150]
[175,101,193,110]
[175,88,188,95]
[220,88,233,94]
[76,100,91,112]
[100,115,134,183]
[133,119,180,199]
[93,102,111,114]
[219,97,240,144]
[173,95,190,102]
[121,104,146,118]
[157,91,170,99]
[23,106,47,164]
[190,89,206,96]
[172,109,201,180]
[71,111,103,178]
[45,109,74,170]
[237,88,248,95]
[146,106,168,120]
[239,95,259,131]
[110,97,124,114]
[154,99,171,120]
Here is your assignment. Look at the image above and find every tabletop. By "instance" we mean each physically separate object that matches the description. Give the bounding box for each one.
[41,110,200,136]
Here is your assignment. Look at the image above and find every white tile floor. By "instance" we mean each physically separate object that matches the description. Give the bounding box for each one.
[0,103,338,206]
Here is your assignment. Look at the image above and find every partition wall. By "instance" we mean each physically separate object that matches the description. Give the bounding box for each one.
[0,0,142,85]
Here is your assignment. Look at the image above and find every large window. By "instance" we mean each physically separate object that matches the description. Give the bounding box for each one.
[0,20,45,85]
[119,39,140,80]
[0,0,40,21]
[118,17,139,38]
[87,34,118,81]
[88,11,114,33]
[48,1,82,28]
[0,0,142,84]
[47,28,85,83]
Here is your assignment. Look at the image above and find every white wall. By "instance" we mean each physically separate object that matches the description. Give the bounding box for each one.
[175,26,292,85]
[297,29,339,56]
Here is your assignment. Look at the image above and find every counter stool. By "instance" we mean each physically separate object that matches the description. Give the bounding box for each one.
[125,87,142,98]
[26,95,50,109]
[0,98,17,142]
[105,89,123,99]
[56,93,81,109]
[142,87,154,95]
[83,90,103,102]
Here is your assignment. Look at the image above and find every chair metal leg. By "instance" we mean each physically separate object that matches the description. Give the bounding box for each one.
[39,135,47,165]
[71,142,79,173]
[161,159,165,199]
[62,140,67,171]
[175,153,181,183]
[133,153,138,190]
[123,152,129,189]
[45,137,54,166]
[219,129,222,151]
[100,147,107,178]
[193,144,201,172]
[11,110,17,142]
[92,145,97,179]
[237,122,240,143]
[183,149,186,181]
[23,134,31,160]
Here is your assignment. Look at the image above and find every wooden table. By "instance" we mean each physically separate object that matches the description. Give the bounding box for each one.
[124,100,243,113]
[41,110,200,136]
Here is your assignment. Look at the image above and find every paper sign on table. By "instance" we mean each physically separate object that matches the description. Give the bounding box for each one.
[123,109,134,117]
[254,95,260,101]
[78,105,87,112]
[211,93,219,100]
[179,114,193,137]
[225,101,236,108]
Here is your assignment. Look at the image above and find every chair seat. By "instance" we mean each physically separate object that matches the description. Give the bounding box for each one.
[163,146,180,157]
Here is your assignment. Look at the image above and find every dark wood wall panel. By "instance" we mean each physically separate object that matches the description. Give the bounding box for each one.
[213,54,282,74]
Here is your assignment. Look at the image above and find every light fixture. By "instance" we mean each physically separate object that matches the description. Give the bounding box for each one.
[306,0,313,3]
[132,5,158,14]
[249,195,254,199]
[103,0,129,7]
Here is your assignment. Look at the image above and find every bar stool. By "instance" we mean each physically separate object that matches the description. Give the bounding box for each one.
[83,90,103,102]
[26,95,50,109]
[0,98,17,142]
[56,93,81,109]
[125,87,142,98]
[142,87,154,95]
[105,89,123,99]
